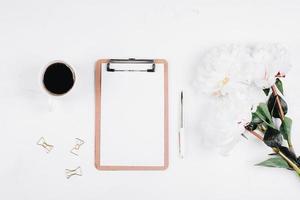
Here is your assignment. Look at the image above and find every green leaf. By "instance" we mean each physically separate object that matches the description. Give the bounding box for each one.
[256,157,290,169]
[263,127,283,148]
[252,103,275,129]
[263,88,270,96]
[257,103,273,122]
[267,94,288,118]
[280,117,292,141]
[251,113,263,124]
[275,78,284,95]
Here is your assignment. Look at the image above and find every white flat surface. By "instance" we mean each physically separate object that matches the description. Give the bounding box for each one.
[100,63,164,166]
[1,0,300,199]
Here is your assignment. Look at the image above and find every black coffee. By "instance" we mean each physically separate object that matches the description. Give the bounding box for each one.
[43,62,75,95]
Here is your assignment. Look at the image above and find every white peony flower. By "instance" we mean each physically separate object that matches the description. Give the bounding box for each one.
[194,44,267,154]
[199,99,251,155]
[248,44,292,89]
[196,45,250,98]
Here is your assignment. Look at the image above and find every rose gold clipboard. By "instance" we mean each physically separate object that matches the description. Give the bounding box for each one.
[95,58,169,171]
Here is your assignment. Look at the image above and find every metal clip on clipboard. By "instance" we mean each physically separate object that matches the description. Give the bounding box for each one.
[106,58,156,72]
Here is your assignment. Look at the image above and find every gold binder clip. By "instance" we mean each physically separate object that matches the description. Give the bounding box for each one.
[70,138,85,156]
[37,137,54,153]
[65,166,82,179]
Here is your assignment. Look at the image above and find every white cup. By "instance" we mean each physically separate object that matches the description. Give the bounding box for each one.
[41,60,76,111]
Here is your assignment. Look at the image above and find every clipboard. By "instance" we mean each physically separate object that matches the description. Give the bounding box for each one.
[95,58,169,170]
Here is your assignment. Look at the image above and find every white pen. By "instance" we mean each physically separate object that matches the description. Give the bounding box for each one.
[179,91,185,158]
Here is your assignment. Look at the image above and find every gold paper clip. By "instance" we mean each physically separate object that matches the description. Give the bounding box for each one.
[37,137,54,153]
[70,138,85,156]
[65,166,82,179]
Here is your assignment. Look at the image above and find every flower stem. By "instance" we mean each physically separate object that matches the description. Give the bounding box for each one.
[274,148,300,176]
[247,130,263,140]
[246,129,300,176]
[271,85,295,153]
[271,85,285,121]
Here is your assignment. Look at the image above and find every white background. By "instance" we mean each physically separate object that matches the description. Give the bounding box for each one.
[1,0,300,199]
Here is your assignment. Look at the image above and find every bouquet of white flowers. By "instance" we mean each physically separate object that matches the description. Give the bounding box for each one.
[195,44,300,177]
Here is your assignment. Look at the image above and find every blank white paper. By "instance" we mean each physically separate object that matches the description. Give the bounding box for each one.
[100,63,165,166]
